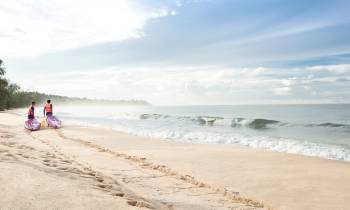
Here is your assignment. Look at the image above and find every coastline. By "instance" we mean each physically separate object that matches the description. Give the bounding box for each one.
[1,111,350,210]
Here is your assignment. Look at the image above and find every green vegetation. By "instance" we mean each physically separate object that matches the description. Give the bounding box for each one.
[0,59,149,111]
[0,59,20,110]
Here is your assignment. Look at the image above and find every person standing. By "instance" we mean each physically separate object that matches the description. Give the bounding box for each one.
[43,99,53,117]
[28,101,36,119]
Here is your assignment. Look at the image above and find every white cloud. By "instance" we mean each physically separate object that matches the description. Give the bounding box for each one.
[272,87,292,96]
[308,64,350,74]
[0,0,177,57]
[150,7,177,18]
[8,64,350,105]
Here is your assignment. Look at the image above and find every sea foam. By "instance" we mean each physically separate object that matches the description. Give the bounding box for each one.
[57,107,350,162]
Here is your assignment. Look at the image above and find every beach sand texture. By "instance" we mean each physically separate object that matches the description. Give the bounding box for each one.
[1,112,350,210]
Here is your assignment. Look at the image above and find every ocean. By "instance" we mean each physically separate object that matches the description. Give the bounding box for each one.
[37,104,350,161]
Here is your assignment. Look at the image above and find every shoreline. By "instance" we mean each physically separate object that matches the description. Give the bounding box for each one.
[9,107,350,163]
[1,112,350,209]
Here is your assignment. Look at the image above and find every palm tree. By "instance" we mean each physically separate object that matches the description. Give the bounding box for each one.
[0,59,5,76]
[0,59,8,110]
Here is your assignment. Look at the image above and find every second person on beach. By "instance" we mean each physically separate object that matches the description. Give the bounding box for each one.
[43,99,53,117]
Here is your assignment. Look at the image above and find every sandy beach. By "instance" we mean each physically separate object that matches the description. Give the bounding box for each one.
[1,112,350,210]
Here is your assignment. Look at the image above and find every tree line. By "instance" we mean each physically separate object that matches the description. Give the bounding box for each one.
[0,59,20,110]
[0,59,149,111]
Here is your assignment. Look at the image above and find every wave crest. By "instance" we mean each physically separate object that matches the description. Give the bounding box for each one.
[138,113,350,131]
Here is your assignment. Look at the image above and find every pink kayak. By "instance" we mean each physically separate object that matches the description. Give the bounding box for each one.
[24,119,41,131]
[47,115,62,129]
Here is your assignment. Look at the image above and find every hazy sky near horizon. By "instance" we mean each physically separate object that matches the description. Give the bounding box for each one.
[1,0,350,105]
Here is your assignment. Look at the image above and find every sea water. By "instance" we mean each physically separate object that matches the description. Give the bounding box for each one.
[52,104,350,161]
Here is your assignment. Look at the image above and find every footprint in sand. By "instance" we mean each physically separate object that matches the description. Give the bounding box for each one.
[1,142,16,147]
[60,159,72,164]
[21,154,30,159]
[0,134,14,139]
[42,161,58,167]
[127,200,138,206]
[112,192,125,197]
[68,168,83,174]
[0,149,9,153]
[5,153,15,157]
[85,171,96,176]
[127,200,154,209]
[96,177,104,183]
[18,145,35,150]
[57,166,69,170]
[97,183,113,189]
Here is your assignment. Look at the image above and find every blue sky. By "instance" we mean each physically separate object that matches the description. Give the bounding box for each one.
[1,0,350,104]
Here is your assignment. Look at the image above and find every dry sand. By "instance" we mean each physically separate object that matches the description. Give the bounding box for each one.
[1,111,350,210]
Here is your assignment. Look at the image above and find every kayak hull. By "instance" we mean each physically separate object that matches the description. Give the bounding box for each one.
[47,115,62,129]
[24,119,41,131]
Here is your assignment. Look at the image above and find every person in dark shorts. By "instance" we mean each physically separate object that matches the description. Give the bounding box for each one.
[43,99,53,117]
[27,101,35,119]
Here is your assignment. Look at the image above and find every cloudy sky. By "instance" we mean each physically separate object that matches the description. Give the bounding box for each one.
[1,0,350,105]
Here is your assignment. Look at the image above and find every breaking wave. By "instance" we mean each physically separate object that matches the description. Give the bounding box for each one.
[138,113,350,130]
[307,122,350,128]
[101,121,350,162]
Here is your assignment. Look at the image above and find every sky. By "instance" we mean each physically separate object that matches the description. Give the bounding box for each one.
[1,0,350,105]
